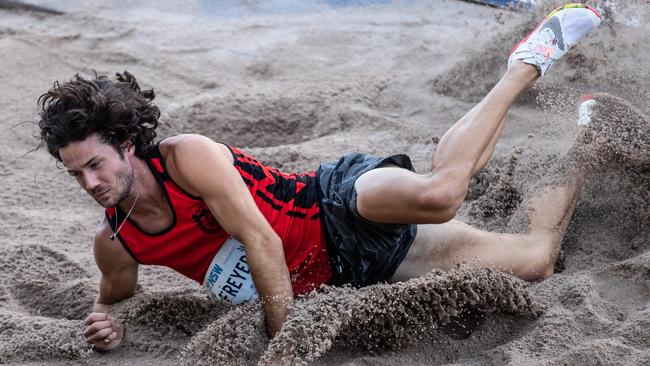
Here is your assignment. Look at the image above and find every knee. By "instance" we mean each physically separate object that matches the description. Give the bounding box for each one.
[523,264,555,282]
[417,175,468,223]
[526,262,555,281]
[519,240,557,281]
[537,255,557,280]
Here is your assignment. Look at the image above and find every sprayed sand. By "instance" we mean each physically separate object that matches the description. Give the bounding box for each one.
[180,268,540,366]
[1,0,649,365]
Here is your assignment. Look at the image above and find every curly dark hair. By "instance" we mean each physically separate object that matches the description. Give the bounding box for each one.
[37,71,160,161]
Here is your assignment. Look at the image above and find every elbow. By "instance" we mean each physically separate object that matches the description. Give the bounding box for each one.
[245,230,284,254]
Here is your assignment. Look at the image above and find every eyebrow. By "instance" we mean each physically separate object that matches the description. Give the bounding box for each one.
[66,156,99,173]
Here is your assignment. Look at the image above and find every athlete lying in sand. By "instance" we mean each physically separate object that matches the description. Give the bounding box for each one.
[36,3,601,351]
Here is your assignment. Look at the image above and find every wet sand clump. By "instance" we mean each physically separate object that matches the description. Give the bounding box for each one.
[180,268,540,366]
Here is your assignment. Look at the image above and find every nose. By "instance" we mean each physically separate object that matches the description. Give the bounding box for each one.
[81,171,101,192]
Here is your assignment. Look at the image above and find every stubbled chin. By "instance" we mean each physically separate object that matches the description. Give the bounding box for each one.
[94,195,116,208]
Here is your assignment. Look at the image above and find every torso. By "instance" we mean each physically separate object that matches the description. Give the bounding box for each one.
[105,140,332,296]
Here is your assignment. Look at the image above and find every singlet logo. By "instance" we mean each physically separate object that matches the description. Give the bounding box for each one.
[192,203,220,233]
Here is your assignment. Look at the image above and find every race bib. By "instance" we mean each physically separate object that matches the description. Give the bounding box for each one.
[203,237,258,304]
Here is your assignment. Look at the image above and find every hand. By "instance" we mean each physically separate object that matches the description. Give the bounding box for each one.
[83,313,124,351]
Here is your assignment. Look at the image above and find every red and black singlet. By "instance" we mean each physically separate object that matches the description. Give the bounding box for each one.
[106,144,332,295]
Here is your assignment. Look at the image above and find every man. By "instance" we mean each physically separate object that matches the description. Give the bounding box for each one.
[36,4,601,351]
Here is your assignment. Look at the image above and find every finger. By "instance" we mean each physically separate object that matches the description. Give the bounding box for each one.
[83,320,111,338]
[96,335,115,347]
[83,320,111,337]
[87,327,113,343]
[107,331,117,340]
[88,328,113,345]
[84,313,109,326]
[84,312,107,325]
[107,317,124,337]
[107,316,119,329]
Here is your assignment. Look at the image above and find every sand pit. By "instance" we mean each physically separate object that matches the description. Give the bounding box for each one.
[1,0,649,365]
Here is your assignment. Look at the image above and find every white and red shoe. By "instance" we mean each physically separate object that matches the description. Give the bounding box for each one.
[578,93,595,126]
[508,3,602,76]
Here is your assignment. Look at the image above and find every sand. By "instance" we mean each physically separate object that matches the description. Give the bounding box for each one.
[1,0,649,365]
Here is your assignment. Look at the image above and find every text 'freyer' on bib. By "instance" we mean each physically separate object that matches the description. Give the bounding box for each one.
[203,237,258,304]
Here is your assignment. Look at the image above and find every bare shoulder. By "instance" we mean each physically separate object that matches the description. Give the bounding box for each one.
[159,134,234,164]
[94,219,138,275]
[158,134,236,196]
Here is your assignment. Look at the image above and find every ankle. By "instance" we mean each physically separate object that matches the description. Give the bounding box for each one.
[505,61,539,83]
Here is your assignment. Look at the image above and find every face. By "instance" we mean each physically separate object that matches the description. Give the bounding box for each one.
[59,134,135,208]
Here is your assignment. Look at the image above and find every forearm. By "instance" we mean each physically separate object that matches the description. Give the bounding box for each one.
[96,274,136,304]
[245,235,293,336]
[91,275,136,319]
[262,289,293,337]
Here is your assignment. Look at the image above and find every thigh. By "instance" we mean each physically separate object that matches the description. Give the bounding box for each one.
[391,220,553,282]
[354,167,445,224]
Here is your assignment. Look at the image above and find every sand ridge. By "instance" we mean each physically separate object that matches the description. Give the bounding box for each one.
[178,267,540,365]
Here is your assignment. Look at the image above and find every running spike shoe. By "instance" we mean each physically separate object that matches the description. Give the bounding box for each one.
[508,3,602,76]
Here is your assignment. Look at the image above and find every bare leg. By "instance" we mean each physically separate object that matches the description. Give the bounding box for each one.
[436,98,509,175]
[392,170,583,282]
[431,62,536,177]
[355,63,536,224]
[472,114,507,174]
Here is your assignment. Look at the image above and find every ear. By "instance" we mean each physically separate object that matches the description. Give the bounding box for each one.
[122,140,136,156]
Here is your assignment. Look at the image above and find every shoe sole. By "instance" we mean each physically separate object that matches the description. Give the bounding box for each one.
[509,3,603,57]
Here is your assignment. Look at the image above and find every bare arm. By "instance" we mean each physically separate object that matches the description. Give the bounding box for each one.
[83,220,139,351]
[163,134,292,336]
